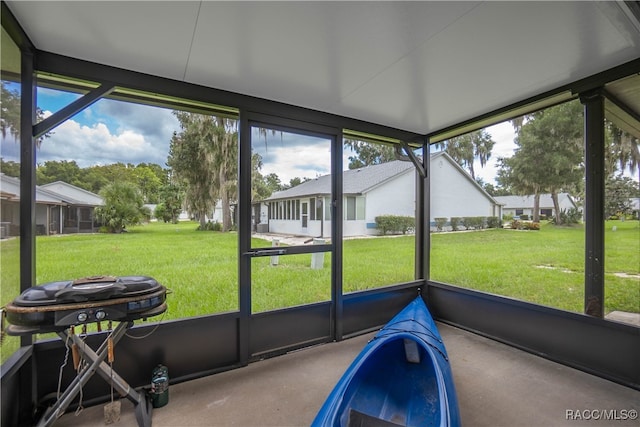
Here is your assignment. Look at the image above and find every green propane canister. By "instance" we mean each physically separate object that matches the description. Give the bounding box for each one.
[150,364,169,408]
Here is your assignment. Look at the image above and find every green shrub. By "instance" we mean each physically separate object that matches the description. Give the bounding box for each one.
[475,216,486,229]
[461,217,472,230]
[520,214,529,220]
[462,216,485,230]
[94,181,146,233]
[503,213,514,221]
[197,220,223,232]
[450,217,461,231]
[550,208,582,225]
[434,217,448,232]
[375,215,415,235]
[487,216,501,229]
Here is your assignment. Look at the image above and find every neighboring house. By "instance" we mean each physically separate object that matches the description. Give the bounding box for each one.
[256,152,501,238]
[0,174,104,237]
[494,193,579,219]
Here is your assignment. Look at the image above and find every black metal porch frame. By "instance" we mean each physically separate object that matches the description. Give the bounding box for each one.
[239,111,344,363]
[2,2,639,425]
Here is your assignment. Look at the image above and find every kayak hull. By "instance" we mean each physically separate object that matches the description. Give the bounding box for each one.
[312,296,460,427]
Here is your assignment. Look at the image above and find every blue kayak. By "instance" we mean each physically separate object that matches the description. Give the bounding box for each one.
[312,296,460,427]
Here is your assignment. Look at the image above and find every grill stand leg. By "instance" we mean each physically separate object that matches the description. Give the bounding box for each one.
[37,321,152,427]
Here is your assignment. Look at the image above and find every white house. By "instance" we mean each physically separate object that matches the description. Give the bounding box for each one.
[257,152,501,238]
[494,193,579,219]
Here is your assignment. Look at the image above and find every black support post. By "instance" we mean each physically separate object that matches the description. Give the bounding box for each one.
[19,50,36,311]
[415,139,430,281]
[580,90,605,318]
[331,132,344,341]
[18,46,37,426]
[238,112,252,364]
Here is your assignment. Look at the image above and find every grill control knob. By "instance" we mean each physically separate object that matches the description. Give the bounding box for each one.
[95,310,106,320]
[77,312,88,322]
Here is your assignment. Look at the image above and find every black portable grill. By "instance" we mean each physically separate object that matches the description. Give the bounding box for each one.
[2,275,168,427]
[4,275,167,335]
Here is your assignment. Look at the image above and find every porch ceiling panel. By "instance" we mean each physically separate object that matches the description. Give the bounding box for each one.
[5,1,640,135]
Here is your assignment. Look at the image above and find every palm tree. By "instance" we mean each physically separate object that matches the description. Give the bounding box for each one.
[436,129,496,180]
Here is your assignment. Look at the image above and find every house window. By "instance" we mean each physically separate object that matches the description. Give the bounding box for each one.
[541,208,552,217]
[310,198,316,221]
[296,200,300,220]
[316,198,323,221]
[346,197,356,220]
[302,202,308,228]
[345,196,365,220]
[515,208,523,216]
[324,197,331,220]
[356,197,365,220]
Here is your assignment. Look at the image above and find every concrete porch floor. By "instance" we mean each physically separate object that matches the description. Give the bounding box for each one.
[55,323,639,427]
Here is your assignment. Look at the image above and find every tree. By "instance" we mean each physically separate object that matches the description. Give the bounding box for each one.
[1,81,49,145]
[36,160,83,186]
[605,121,640,177]
[499,101,584,224]
[436,129,495,180]
[133,164,164,203]
[0,82,21,141]
[344,140,395,169]
[287,177,309,188]
[168,112,238,231]
[0,158,20,177]
[605,176,639,219]
[155,183,184,223]
[95,181,147,233]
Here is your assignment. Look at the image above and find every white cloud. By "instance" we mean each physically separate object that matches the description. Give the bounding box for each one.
[36,118,169,167]
[474,121,517,184]
[257,142,332,184]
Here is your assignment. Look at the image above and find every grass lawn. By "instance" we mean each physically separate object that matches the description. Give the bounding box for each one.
[431,221,639,313]
[1,220,638,363]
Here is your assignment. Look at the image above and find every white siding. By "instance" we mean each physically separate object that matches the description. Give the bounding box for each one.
[258,154,498,238]
[364,169,416,235]
[430,156,495,221]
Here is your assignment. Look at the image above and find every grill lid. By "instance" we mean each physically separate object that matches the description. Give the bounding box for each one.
[12,276,163,306]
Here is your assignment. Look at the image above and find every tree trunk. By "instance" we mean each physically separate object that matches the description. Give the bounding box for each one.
[533,193,540,222]
[220,168,232,232]
[551,192,562,224]
[199,212,207,229]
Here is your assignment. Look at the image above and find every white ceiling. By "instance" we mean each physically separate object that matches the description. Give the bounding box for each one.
[6,1,640,135]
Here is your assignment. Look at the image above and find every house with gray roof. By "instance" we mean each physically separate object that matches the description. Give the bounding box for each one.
[256,152,501,238]
[0,174,104,237]
[493,193,579,220]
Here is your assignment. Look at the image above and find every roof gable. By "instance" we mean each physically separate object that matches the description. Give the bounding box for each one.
[263,152,498,205]
[40,181,104,205]
[494,193,577,209]
[1,174,103,206]
[265,160,414,201]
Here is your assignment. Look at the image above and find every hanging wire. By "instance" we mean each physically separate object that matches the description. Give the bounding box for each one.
[125,310,167,340]
[56,330,72,400]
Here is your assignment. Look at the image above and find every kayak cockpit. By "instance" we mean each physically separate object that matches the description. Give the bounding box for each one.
[337,337,444,427]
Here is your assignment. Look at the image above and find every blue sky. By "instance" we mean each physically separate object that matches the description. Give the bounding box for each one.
[0,82,521,184]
